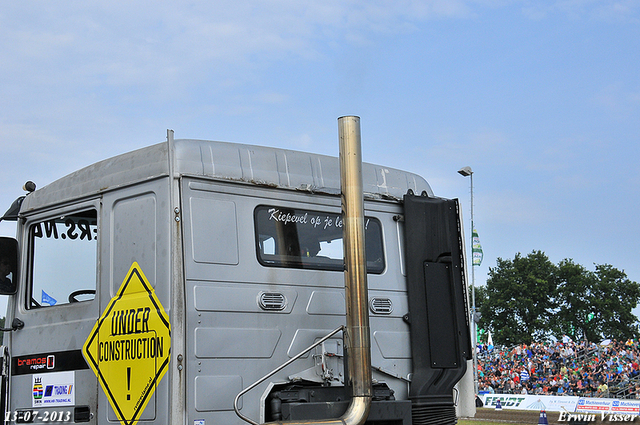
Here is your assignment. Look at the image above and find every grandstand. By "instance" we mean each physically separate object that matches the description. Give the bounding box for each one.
[477,338,640,399]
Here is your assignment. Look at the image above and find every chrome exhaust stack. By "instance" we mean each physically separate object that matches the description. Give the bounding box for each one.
[254,116,372,425]
[337,115,373,425]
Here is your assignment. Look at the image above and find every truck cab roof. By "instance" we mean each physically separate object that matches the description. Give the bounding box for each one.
[21,138,433,213]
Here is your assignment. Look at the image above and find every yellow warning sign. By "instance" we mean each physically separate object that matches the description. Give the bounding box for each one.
[83,262,171,425]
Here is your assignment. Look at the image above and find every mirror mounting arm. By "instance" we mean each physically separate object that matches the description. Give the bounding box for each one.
[0,318,24,332]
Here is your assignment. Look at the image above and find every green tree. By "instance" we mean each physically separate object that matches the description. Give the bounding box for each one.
[554,261,640,342]
[480,251,557,346]
[554,259,596,341]
[474,285,488,320]
[482,252,640,345]
[473,285,489,343]
[590,264,640,340]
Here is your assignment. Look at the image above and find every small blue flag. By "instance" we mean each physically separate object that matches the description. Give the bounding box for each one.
[42,290,57,306]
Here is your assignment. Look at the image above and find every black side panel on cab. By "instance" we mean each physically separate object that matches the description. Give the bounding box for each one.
[403,192,471,425]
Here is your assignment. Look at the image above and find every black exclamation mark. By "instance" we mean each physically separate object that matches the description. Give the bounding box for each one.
[127,367,131,400]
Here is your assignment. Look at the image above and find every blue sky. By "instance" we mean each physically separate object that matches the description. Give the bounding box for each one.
[1,1,639,317]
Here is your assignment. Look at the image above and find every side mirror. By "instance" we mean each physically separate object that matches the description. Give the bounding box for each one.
[0,237,18,295]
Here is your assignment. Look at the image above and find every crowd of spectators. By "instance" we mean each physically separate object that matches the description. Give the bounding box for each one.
[477,337,640,398]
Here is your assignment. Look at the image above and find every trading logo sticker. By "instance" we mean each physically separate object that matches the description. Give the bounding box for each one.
[82,262,171,425]
[32,371,75,407]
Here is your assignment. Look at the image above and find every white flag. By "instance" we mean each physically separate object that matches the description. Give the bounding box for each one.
[472,228,483,266]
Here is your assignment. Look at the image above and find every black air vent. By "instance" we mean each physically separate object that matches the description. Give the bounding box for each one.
[369,297,393,314]
[259,292,286,311]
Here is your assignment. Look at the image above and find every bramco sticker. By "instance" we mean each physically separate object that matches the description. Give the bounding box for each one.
[82,262,171,425]
[12,350,88,375]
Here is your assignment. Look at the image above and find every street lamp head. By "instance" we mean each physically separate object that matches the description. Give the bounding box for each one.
[458,166,473,177]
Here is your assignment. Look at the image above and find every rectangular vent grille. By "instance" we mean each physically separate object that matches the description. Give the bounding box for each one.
[370,297,393,314]
[259,292,286,311]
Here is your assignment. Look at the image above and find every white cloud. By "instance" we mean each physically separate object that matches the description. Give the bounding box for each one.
[592,0,640,22]
[1,1,481,94]
[593,83,640,119]
[521,0,640,21]
[256,91,289,105]
[477,189,553,229]
[291,133,315,150]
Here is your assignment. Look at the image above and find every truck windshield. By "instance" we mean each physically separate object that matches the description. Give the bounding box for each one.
[254,205,384,273]
[28,209,98,308]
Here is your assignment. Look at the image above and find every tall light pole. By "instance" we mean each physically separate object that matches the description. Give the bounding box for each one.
[458,166,477,395]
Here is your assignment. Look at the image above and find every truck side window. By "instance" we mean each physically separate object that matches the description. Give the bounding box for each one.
[254,205,384,274]
[27,209,98,309]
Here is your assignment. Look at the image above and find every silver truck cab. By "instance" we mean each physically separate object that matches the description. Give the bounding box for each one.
[0,125,471,425]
